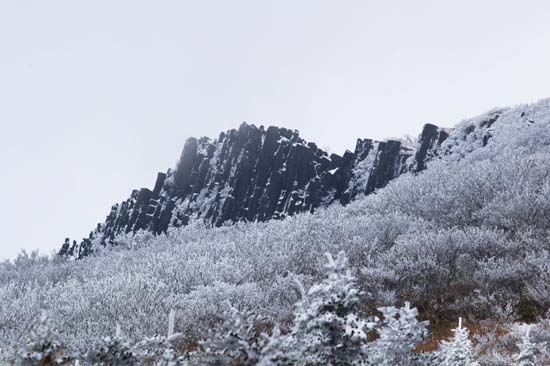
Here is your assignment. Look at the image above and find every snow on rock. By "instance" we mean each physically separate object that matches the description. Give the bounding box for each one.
[61,121,449,257]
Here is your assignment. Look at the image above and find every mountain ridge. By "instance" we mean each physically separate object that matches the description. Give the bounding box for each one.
[59,121,450,258]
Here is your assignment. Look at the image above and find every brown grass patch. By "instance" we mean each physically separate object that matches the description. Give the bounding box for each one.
[414,319,509,353]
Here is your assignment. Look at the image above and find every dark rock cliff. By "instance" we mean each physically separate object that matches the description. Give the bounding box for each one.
[60,122,449,258]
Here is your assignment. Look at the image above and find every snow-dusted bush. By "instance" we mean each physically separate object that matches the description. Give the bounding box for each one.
[514,329,537,366]
[85,335,138,366]
[13,315,74,366]
[201,302,265,366]
[133,335,186,366]
[368,303,428,365]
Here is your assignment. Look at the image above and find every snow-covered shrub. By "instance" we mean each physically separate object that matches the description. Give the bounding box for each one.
[110,230,156,251]
[85,334,137,366]
[526,319,550,365]
[131,309,186,366]
[13,315,74,366]
[368,302,428,365]
[472,327,514,366]
[133,335,186,366]
[514,329,537,366]
[201,302,265,366]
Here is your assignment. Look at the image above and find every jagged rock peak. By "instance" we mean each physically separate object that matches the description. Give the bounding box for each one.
[61,121,450,258]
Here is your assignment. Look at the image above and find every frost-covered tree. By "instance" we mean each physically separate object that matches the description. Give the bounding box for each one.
[262,251,376,366]
[84,325,137,366]
[438,318,479,366]
[14,315,74,366]
[514,329,537,366]
[133,335,185,366]
[85,337,136,366]
[369,302,428,365]
[256,324,290,366]
[201,301,265,366]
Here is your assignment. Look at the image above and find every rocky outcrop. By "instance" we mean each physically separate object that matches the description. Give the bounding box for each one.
[61,122,450,258]
[411,123,449,172]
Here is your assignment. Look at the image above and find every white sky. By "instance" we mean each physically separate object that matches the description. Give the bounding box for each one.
[1,0,550,260]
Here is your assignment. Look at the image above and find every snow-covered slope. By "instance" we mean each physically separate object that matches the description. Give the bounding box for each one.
[62,98,550,258]
[60,122,449,258]
[3,98,550,360]
[440,98,550,161]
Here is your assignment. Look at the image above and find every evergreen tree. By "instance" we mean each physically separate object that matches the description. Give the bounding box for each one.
[514,329,537,366]
[85,326,137,366]
[201,302,265,366]
[438,318,479,366]
[261,251,376,366]
[14,315,74,366]
[369,302,428,365]
[257,324,293,366]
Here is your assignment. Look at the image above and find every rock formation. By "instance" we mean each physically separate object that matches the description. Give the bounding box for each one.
[60,121,450,258]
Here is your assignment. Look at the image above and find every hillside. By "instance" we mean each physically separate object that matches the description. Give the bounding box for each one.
[2,98,550,364]
[59,122,448,258]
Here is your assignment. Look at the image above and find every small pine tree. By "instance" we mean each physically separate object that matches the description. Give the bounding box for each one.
[514,329,537,366]
[369,302,429,366]
[201,302,265,366]
[438,318,479,366]
[14,315,74,366]
[257,324,292,366]
[263,251,376,366]
[85,326,137,366]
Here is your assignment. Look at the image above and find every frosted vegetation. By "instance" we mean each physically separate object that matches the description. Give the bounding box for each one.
[2,99,550,364]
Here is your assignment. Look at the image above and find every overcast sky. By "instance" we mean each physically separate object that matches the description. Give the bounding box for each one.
[1,1,550,260]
